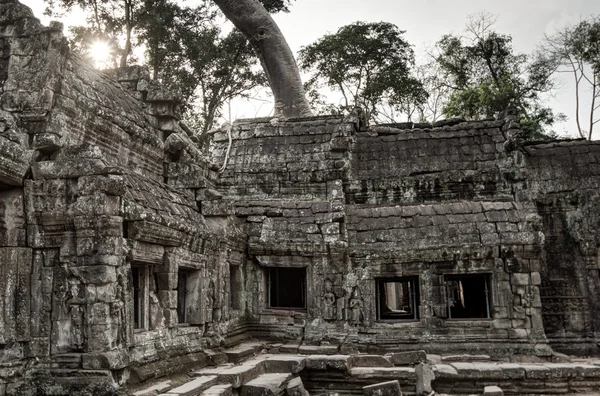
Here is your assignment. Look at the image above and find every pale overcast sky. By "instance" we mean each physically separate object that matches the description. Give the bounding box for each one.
[20,0,600,137]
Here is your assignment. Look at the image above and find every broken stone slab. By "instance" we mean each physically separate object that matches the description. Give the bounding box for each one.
[263,355,306,374]
[386,351,426,366]
[484,385,504,396]
[201,384,233,396]
[305,355,351,371]
[415,363,434,395]
[362,380,402,396]
[162,376,218,396]
[349,367,415,381]
[285,377,309,396]
[350,354,393,368]
[240,373,292,396]
[132,380,172,396]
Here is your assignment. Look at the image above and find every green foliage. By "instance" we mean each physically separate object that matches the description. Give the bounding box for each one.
[434,14,559,139]
[568,17,600,75]
[167,28,267,133]
[298,21,427,123]
[258,0,295,13]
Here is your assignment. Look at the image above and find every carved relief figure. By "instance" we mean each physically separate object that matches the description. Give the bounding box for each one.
[322,278,337,321]
[206,280,215,323]
[348,286,364,325]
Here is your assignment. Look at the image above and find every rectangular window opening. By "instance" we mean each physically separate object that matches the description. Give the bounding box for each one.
[377,277,420,321]
[132,265,147,330]
[230,264,242,310]
[268,267,306,309]
[177,269,191,323]
[445,274,492,319]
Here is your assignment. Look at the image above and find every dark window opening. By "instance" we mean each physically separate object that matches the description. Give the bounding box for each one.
[132,266,144,329]
[377,277,420,320]
[177,270,190,323]
[268,267,306,309]
[446,274,491,319]
[230,264,242,310]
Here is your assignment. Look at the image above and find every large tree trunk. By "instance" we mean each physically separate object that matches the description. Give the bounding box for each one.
[212,0,312,118]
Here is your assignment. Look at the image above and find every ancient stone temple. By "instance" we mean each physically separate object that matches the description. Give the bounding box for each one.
[1,1,600,395]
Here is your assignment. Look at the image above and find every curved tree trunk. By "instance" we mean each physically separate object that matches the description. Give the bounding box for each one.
[212,0,312,118]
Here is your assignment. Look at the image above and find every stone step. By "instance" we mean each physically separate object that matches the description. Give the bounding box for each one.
[132,380,172,396]
[349,354,393,368]
[192,364,235,377]
[298,344,338,355]
[263,355,306,374]
[194,357,267,388]
[305,355,351,371]
[223,342,263,363]
[348,367,416,381]
[240,373,293,396]
[201,384,233,396]
[160,375,218,396]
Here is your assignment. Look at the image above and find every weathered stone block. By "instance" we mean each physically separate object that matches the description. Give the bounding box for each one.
[386,350,427,366]
[350,355,393,368]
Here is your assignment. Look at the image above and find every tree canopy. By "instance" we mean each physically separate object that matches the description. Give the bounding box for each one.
[298,21,427,124]
[43,1,600,140]
[433,14,559,140]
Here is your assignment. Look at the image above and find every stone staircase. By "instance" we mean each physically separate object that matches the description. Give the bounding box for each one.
[129,342,600,396]
[131,349,308,396]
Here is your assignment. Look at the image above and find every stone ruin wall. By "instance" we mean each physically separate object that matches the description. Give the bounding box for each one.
[1,1,246,393]
[208,113,600,355]
[1,0,600,394]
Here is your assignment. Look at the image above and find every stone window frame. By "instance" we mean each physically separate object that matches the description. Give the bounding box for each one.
[176,266,203,326]
[444,273,493,320]
[266,267,307,311]
[229,263,243,311]
[375,276,421,322]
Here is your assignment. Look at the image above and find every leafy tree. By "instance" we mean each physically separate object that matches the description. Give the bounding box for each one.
[434,14,559,140]
[298,21,427,124]
[163,28,267,134]
[544,16,600,140]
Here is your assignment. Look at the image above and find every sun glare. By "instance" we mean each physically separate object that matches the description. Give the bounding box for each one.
[89,40,112,68]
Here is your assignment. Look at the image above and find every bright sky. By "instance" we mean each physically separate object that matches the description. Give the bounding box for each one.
[20,0,600,137]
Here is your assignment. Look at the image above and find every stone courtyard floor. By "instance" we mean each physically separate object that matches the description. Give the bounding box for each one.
[126,341,600,396]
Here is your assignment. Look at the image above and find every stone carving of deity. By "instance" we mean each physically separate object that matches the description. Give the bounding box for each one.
[348,286,364,325]
[322,278,337,321]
